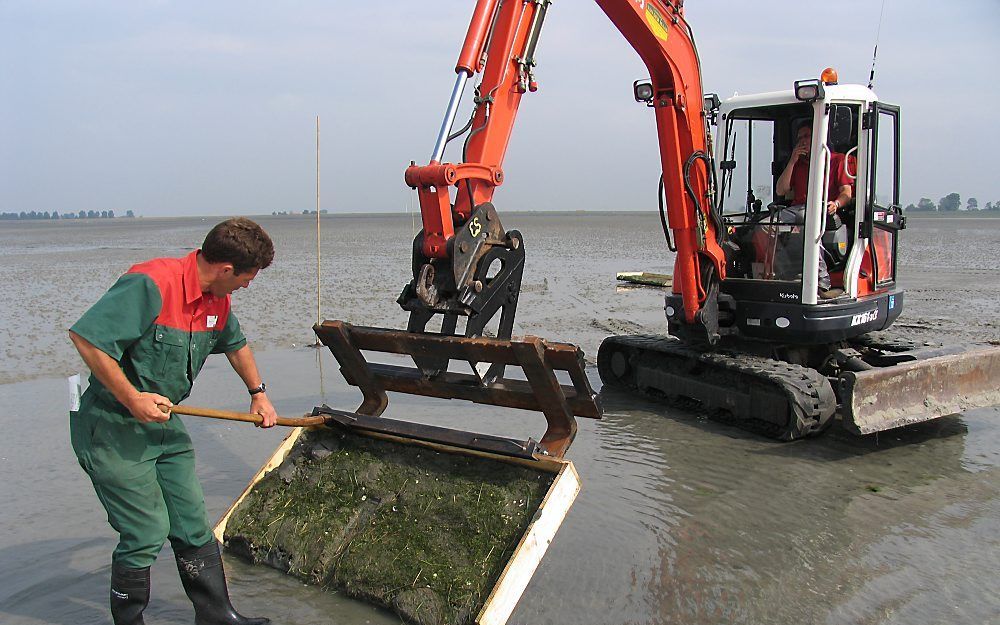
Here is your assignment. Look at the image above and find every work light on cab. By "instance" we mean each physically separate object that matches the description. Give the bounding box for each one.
[794,78,824,102]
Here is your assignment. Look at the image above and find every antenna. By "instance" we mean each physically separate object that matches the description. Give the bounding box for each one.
[868,0,887,90]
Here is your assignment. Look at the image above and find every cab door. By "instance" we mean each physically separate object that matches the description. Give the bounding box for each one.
[863,103,904,287]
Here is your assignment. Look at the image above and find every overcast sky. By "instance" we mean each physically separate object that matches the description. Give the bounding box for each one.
[2,0,997,216]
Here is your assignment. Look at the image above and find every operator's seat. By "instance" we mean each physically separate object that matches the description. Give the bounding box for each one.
[822,207,850,272]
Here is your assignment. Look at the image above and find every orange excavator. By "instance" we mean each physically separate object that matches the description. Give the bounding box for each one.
[315,0,1000,445]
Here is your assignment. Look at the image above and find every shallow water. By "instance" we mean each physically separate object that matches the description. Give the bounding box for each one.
[1,214,998,624]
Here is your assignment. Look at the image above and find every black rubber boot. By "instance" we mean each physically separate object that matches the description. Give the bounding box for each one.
[110,564,150,625]
[174,542,270,625]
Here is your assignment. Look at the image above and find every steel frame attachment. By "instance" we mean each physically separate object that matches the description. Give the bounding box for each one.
[314,320,602,459]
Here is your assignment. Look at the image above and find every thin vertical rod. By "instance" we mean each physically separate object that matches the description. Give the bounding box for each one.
[431,71,471,163]
[316,115,322,327]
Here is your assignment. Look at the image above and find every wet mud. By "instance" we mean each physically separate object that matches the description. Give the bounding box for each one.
[1,214,998,624]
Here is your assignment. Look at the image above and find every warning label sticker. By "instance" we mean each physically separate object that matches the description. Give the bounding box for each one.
[645,2,670,41]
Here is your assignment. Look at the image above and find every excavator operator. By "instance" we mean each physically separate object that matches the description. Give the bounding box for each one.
[773,121,853,294]
[776,121,853,215]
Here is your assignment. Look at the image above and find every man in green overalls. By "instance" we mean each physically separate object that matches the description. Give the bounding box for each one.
[69,218,277,625]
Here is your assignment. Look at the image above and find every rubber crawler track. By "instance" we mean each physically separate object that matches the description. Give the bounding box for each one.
[598,334,837,441]
[849,330,939,353]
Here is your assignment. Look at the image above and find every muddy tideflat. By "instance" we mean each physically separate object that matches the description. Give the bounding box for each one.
[1,214,998,624]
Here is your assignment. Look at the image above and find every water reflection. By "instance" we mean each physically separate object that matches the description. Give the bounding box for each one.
[540,388,998,625]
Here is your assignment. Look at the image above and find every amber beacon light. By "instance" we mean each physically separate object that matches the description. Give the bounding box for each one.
[821,67,839,85]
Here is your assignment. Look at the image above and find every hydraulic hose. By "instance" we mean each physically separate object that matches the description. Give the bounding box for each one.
[684,151,724,246]
[657,174,677,252]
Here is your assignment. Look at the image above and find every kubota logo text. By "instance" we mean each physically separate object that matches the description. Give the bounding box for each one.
[851,309,878,326]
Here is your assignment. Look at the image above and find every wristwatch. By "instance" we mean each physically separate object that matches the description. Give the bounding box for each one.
[248,382,266,396]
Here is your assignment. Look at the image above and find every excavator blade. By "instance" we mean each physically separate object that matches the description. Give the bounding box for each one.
[313,320,602,459]
[839,344,1000,435]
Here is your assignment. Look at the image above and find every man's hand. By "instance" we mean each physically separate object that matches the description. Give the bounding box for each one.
[226,345,275,428]
[826,200,840,215]
[250,393,277,428]
[792,140,810,162]
[126,392,173,423]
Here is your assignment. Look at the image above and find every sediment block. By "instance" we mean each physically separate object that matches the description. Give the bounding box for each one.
[222,427,555,625]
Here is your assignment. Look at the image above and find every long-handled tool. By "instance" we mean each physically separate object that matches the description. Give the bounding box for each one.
[167,403,551,460]
[167,404,324,427]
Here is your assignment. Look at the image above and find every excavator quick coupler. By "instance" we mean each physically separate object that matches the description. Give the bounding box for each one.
[397,202,526,383]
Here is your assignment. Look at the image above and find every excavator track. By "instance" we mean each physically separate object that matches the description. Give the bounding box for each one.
[598,335,836,441]
[849,330,939,354]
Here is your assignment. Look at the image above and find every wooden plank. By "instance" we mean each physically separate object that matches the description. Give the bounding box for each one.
[319,321,524,364]
[559,347,596,409]
[477,461,581,625]
[319,321,591,373]
[616,271,673,287]
[313,321,389,416]
[213,426,307,543]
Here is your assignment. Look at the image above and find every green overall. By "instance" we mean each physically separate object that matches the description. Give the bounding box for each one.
[70,257,246,568]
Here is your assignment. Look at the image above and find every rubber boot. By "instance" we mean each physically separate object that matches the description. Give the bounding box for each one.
[174,542,270,625]
[110,564,150,625]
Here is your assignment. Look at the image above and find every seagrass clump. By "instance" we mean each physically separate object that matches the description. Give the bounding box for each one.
[224,427,553,625]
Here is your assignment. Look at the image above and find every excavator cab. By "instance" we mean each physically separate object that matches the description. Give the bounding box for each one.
[624,74,1000,439]
[684,79,907,345]
[719,102,859,288]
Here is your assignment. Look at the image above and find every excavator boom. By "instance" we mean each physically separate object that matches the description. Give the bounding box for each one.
[404,0,726,340]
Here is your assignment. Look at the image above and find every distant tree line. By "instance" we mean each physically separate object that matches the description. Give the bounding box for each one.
[904,193,999,212]
[0,209,136,220]
[271,209,329,216]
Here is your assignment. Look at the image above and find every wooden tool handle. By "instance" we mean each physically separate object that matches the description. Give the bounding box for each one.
[164,404,326,428]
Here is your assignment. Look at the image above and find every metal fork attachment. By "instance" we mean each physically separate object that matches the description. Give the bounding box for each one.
[313,320,602,459]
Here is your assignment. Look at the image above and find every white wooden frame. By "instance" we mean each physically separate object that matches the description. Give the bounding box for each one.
[214,426,580,625]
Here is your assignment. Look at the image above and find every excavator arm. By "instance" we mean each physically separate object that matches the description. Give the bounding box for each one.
[403,0,727,344]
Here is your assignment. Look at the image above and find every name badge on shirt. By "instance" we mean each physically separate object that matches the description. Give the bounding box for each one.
[207,315,218,329]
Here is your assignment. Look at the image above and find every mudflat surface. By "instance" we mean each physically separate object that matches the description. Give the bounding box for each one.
[0,214,998,624]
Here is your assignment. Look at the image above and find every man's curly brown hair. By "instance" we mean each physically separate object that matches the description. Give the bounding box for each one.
[201,217,274,275]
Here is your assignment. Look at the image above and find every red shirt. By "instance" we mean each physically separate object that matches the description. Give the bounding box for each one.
[126,250,235,337]
[789,152,852,205]
[72,250,245,405]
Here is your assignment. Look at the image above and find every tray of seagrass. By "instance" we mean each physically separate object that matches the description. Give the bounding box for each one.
[214,418,580,625]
